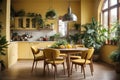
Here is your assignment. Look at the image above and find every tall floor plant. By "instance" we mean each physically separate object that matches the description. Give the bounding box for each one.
[81,17,107,53]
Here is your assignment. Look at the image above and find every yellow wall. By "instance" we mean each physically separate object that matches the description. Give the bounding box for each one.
[80,0,97,25]
[11,0,81,29]
[0,0,8,68]
[97,0,104,22]
[100,45,118,65]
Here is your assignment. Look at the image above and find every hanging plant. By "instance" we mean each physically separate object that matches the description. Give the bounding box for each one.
[34,14,44,28]
[45,9,57,19]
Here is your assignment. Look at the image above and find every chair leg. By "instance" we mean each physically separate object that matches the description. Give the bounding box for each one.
[35,61,38,68]
[47,64,50,74]
[43,62,46,75]
[31,61,35,72]
[71,63,73,74]
[81,66,82,73]
[89,63,94,76]
[63,62,66,75]
[54,65,57,80]
[75,64,77,71]
[82,65,86,79]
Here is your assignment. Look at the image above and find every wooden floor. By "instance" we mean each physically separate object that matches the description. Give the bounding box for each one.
[0,60,120,80]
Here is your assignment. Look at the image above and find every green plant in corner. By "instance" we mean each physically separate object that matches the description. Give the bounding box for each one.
[0,36,8,71]
[0,36,8,55]
[80,17,107,61]
[109,22,120,73]
[81,17,105,50]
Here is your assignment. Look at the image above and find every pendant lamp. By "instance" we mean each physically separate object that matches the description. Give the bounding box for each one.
[62,0,77,22]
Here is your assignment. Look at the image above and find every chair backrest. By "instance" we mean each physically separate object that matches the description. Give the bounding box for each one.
[81,47,94,60]
[43,48,60,60]
[86,47,94,59]
[31,46,44,59]
[31,46,39,55]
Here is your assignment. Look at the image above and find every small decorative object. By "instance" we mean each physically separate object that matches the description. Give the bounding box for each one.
[45,9,57,19]
[51,23,54,29]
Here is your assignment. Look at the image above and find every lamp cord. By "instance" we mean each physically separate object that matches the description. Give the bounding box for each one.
[49,0,53,10]
[68,0,70,7]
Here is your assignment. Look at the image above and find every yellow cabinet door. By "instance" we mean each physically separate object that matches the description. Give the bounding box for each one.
[18,42,33,59]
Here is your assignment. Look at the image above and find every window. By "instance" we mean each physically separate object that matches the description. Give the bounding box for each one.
[58,19,67,37]
[101,0,119,44]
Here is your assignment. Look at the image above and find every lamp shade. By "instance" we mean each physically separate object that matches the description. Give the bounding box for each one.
[62,6,77,22]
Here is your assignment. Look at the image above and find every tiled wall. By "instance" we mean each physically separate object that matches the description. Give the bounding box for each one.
[12,30,56,41]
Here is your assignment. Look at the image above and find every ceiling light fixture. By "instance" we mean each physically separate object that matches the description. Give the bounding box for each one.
[62,0,77,22]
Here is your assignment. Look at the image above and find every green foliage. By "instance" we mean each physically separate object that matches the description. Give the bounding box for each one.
[50,33,60,41]
[0,36,8,55]
[81,17,106,50]
[115,22,120,46]
[109,48,120,62]
[69,33,81,44]
[33,14,44,27]
[45,9,56,19]
[109,22,120,63]
[50,40,68,48]
[74,23,81,30]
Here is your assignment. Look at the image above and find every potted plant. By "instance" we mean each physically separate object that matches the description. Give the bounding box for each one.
[109,48,120,73]
[107,22,118,45]
[33,14,44,28]
[68,33,81,44]
[0,36,8,71]
[109,22,120,73]
[81,17,107,61]
[49,33,60,41]
[45,9,57,19]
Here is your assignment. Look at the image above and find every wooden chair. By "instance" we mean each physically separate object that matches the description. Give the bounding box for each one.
[43,48,66,79]
[31,46,44,72]
[70,44,85,70]
[71,47,94,79]
[70,44,85,60]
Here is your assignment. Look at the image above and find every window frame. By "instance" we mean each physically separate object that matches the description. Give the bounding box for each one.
[101,0,120,45]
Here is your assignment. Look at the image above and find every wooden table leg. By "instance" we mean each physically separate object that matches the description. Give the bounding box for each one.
[66,53,71,77]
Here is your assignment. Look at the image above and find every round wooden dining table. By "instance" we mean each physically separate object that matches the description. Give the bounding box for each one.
[39,47,88,77]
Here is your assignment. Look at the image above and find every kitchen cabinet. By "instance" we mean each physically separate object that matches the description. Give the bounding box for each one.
[12,17,56,30]
[12,17,37,30]
[18,41,55,59]
[8,42,18,67]
[18,42,33,59]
